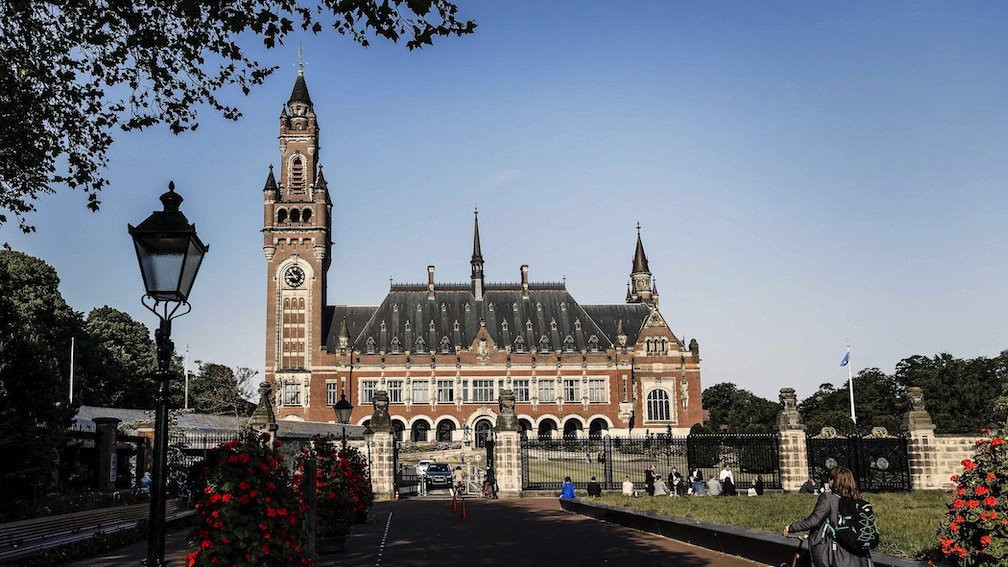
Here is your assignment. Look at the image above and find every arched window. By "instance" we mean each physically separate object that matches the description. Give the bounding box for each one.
[290,208,301,223]
[411,420,430,442]
[647,389,671,421]
[439,336,451,354]
[277,209,288,223]
[290,155,305,191]
[415,336,425,353]
[588,335,600,353]
[283,298,291,309]
[298,298,305,309]
[563,419,582,440]
[474,419,493,448]
[391,420,406,442]
[436,420,455,442]
[390,336,401,354]
[365,337,376,354]
[538,419,557,440]
[302,208,312,223]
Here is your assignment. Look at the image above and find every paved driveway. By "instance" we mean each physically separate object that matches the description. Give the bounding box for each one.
[332,498,763,567]
[68,498,765,567]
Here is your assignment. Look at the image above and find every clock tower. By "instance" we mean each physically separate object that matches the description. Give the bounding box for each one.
[263,62,332,409]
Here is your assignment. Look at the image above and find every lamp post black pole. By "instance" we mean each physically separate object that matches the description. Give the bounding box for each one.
[147,319,173,567]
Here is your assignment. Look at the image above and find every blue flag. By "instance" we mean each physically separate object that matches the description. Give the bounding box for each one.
[840,351,850,367]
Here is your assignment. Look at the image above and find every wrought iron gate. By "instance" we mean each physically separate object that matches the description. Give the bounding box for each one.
[806,428,911,492]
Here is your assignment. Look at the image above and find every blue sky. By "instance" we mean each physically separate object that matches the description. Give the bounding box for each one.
[5,1,1007,400]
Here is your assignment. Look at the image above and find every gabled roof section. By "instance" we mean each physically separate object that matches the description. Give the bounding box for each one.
[323,305,379,353]
[580,303,651,346]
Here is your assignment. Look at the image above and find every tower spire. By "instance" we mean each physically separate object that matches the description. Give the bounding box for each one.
[470,207,485,301]
[628,223,654,305]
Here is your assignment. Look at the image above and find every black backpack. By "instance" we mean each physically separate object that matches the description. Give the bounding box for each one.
[834,496,880,554]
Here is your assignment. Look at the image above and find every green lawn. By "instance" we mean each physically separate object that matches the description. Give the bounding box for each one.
[599,492,946,559]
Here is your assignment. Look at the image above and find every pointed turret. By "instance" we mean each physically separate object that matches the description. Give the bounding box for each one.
[627,223,655,305]
[288,50,313,107]
[471,208,485,301]
[263,165,277,192]
[338,318,350,349]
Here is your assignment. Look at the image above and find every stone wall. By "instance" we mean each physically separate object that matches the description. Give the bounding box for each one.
[932,435,977,488]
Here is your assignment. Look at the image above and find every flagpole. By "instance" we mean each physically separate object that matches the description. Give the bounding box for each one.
[847,342,856,425]
[69,336,75,404]
[184,344,190,410]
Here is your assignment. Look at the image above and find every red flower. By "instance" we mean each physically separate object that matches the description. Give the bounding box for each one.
[992,437,1005,447]
[988,472,998,481]
[185,551,199,567]
[259,522,268,531]
[966,499,980,509]
[980,535,992,548]
[221,493,233,503]
[209,493,221,503]
[976,485,990,496]
[239,481,250,490]
[266,507,277,517]
[984,496,998,507]
[953,499,966,509]
[949,522,959,532]
[261,544,270,555]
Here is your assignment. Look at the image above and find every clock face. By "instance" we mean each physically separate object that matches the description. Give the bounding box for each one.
[284,266,306,288]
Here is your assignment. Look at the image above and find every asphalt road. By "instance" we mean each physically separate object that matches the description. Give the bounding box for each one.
[67,498,766,567]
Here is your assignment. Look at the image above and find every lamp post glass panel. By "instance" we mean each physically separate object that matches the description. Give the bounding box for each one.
[333,392,353,444]
[129,181,208,567]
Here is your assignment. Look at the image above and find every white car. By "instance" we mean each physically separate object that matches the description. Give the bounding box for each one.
[416,459,435,476]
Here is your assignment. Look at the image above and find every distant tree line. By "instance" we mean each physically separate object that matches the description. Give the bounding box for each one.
[697,352,1008,436]
[0,249,256,519]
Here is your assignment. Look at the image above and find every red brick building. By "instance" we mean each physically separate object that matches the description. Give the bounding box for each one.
[263,68,704,444]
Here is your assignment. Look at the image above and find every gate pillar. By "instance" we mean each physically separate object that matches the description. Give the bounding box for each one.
[368,391,396,500]
[776,388,809,492]
[494,389,522,495]
[902,386,938,490]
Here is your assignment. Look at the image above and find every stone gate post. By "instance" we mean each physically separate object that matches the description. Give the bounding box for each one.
[494,389,522,495]
[902,386,938,490]
[248,382,279,444]
[94,417,121,493]
[367,390,396,500]
[776,388,809,492]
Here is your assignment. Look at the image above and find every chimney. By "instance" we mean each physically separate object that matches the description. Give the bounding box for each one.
[521,264,529,298]
[427,265,435,300]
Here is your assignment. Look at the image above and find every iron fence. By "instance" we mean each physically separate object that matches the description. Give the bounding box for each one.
[521,434,781,491]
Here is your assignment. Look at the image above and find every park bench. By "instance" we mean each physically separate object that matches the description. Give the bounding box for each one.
[0,498,192,563]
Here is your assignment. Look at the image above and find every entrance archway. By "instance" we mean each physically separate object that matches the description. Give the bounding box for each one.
[538,418,557,440]
[518,418,533,438]
[474,418,493,448]
[563,419,582,440]
[436,419,455,442]
[411,419,430,442]
[589,418,608,439]
[391,419,406,442]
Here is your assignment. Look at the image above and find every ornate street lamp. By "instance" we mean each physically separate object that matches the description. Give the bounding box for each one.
[333,391,353,445]
[129,181,208,567]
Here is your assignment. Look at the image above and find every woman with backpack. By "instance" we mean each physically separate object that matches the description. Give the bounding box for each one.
[783,466,876,567]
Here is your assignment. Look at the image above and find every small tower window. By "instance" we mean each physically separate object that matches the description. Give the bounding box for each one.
[302,208,312,223]
[290,209,301,223]
[277,209,288,223]
[290,155,305,192]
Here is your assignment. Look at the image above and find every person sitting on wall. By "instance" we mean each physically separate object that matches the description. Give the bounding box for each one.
[622,475,635,497]
[644,466,655,496]
[706,475,722,496]
[721,475,737,496]
[653,474,669,496]
[754,474,765,496]
[799,477,817,493]
[559,476,576,500]
[690,468,706,495]
[587,476,602,497]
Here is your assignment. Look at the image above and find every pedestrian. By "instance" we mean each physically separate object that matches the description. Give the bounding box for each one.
[644,465,655,496]
[559,476,576,500]
[719,464,734,484]
[452,465,465,495]
[587,476,602,497]
[597,450,606,465]
[754,474,765,496]
[586,452,592,464]
[784,466,873,567]
[139,471,152,494]
[484,467,498,499]
[622,475,635,497]
[706,475,722,496]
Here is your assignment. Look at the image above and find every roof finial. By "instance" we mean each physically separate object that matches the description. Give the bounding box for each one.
[636,221,641,235]
[297,41,304,75]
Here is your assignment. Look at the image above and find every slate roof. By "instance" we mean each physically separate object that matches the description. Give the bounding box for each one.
[322,283,654,355]
[288,72,312,106]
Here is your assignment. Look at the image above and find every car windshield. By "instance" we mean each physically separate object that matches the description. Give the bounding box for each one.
[427,464,450,473]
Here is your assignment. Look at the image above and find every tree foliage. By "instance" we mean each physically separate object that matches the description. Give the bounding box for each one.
[894,352,1008,434]
[0,0,476,232]
[189,362,257,418]
[77,306,158,408]
[701,382,780,433]
[798,368,906,436]
[0,250,78,518]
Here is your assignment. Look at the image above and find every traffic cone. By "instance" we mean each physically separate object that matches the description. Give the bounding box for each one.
[460,499,468,521]
[451,491,457,512]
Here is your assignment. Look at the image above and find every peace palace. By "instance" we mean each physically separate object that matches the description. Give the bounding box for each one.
[263,67,704,444]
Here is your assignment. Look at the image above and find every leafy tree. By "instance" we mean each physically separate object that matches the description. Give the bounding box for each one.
[0,250,78,518]
[894,352,1008,434]
[188,362,257,419]
[799,368,905,436]
[701,382,780,433]
[0,1,476,232]
[76,306,158,408]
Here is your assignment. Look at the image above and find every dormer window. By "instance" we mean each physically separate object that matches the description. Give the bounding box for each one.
[415,337,426,353]
[390,336,401,354]
[453,320,460,332]
[574,319,581,331]
[439,336,451,353]
[539,335,550,353]
[501,320,508,332]
[563,335,575,352]
[514,335,526,353]
[366,337,376,354]
[588,335,600,352]
[550,319,557,331]
[526,320,533,331]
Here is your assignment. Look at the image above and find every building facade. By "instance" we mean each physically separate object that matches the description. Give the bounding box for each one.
[263,68,704,443]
